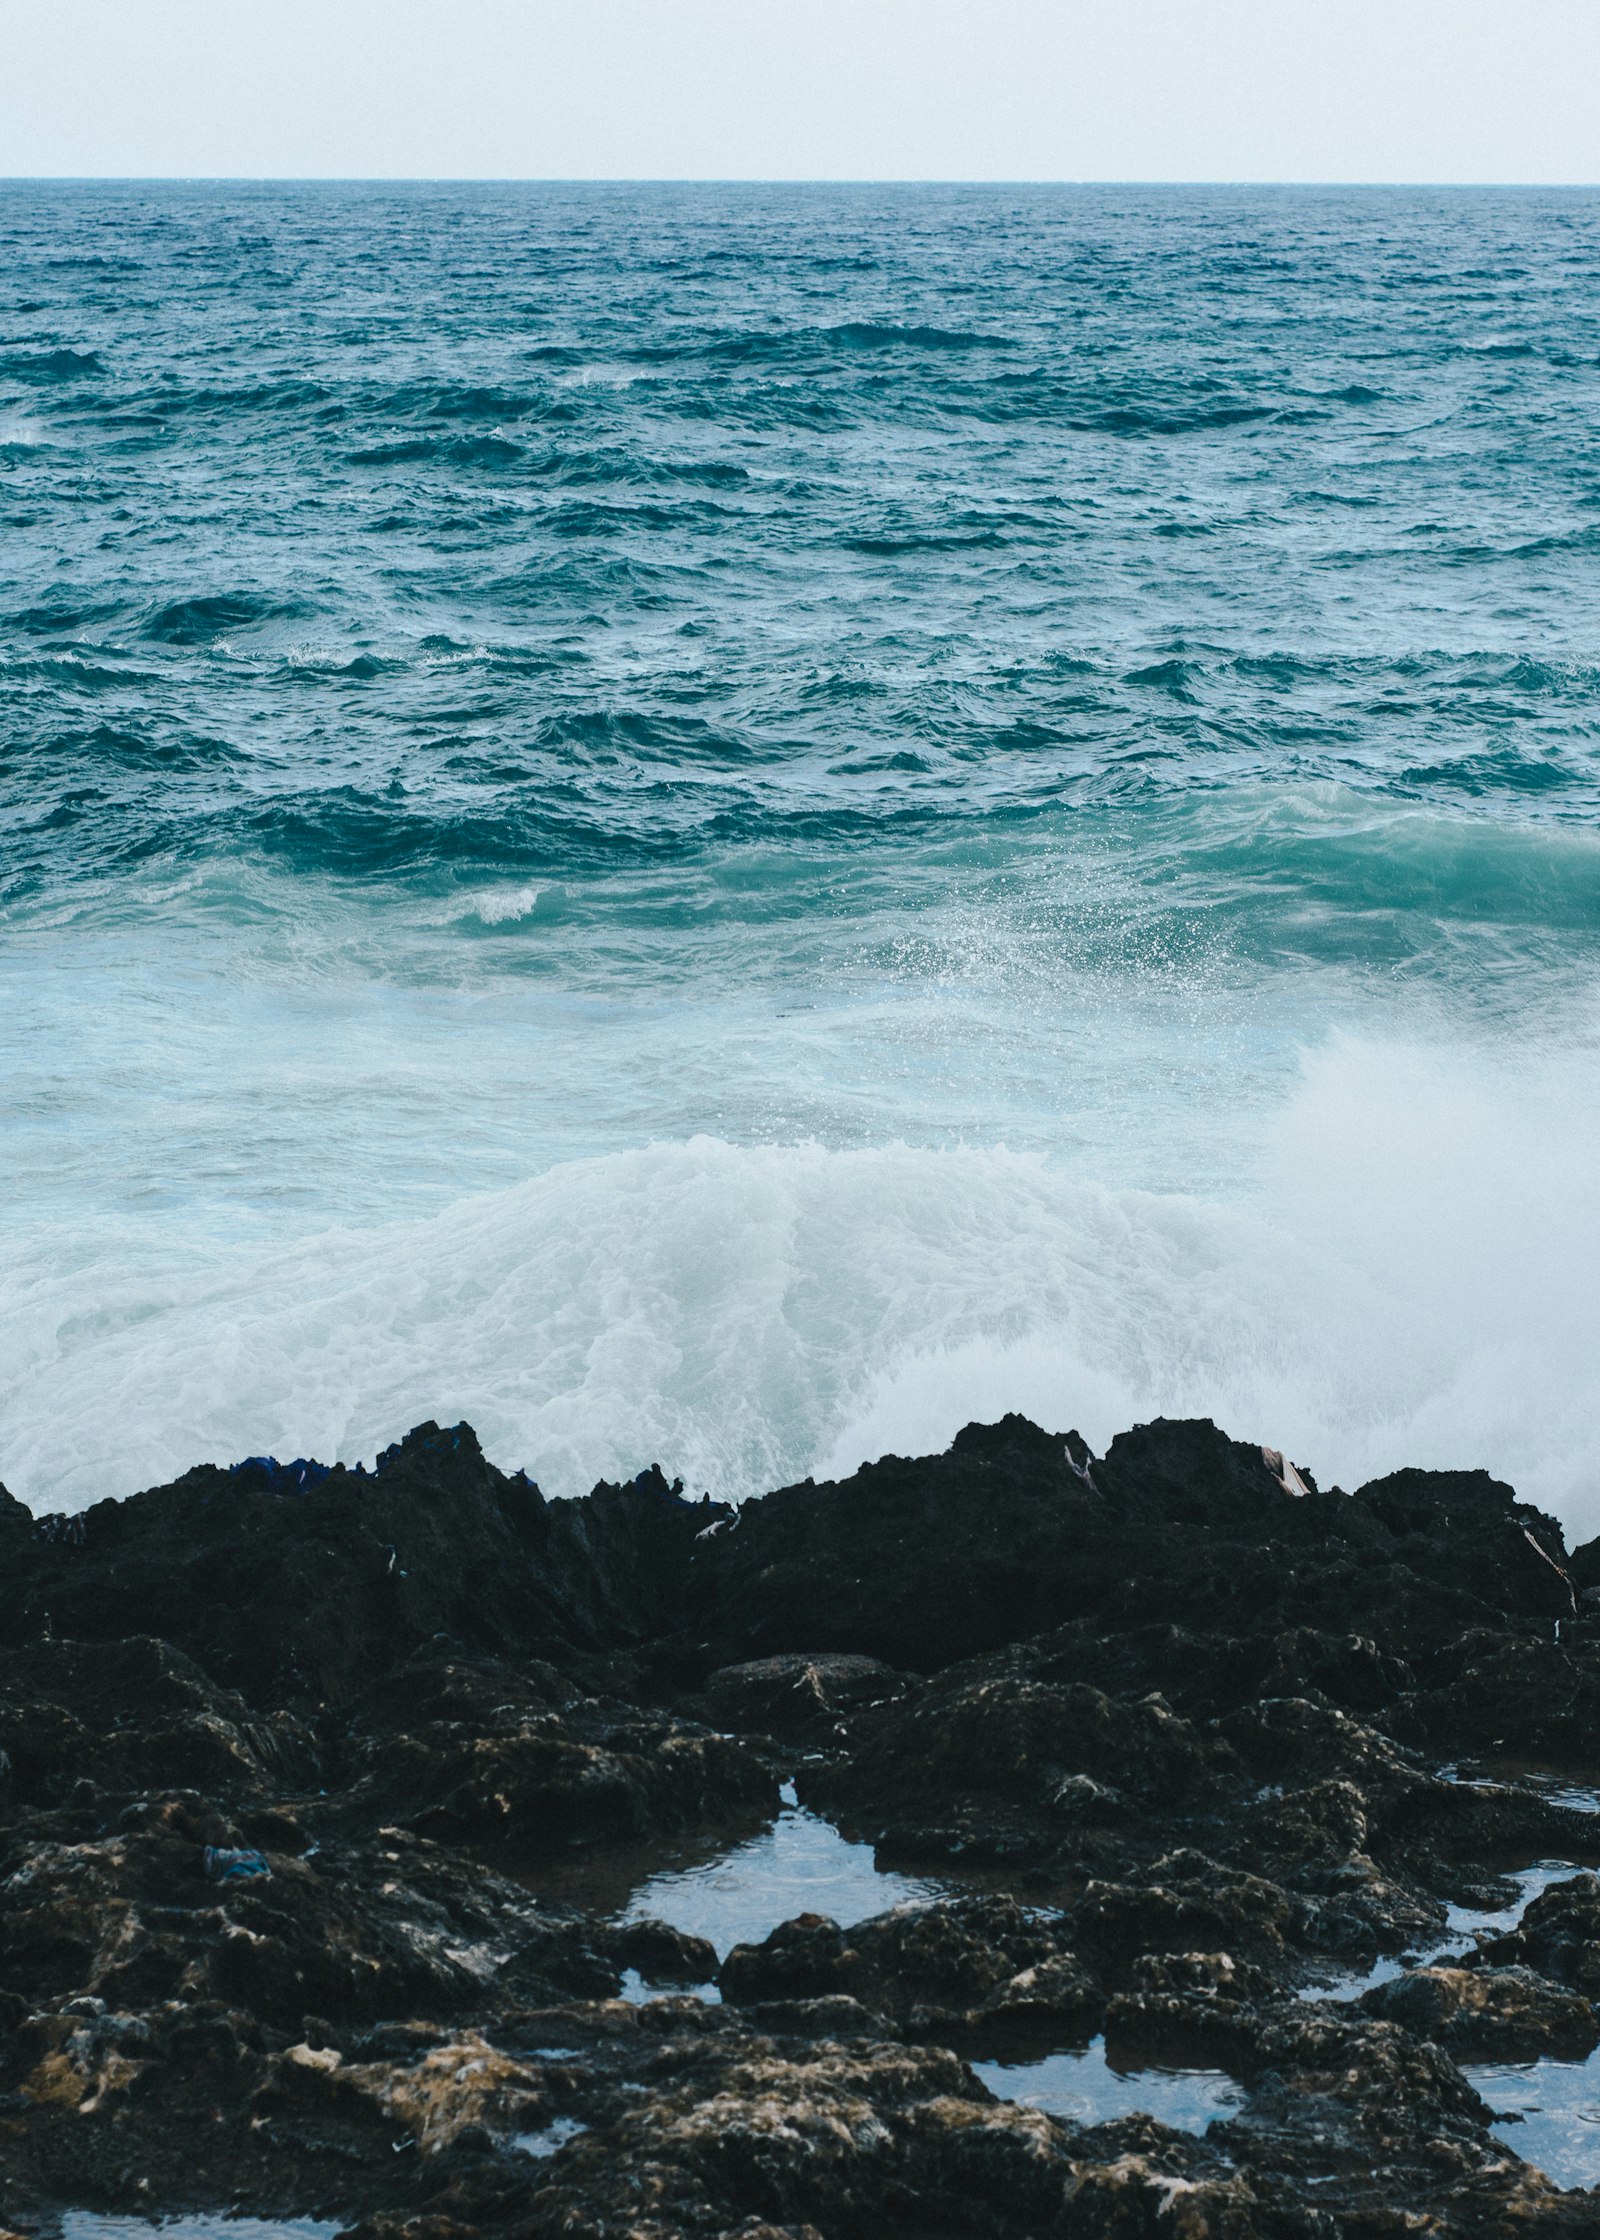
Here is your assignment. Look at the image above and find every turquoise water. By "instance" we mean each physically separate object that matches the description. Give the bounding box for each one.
[3,184,1599,1523]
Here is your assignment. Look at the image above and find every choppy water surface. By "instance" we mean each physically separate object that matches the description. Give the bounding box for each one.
[4,184,1599,1524]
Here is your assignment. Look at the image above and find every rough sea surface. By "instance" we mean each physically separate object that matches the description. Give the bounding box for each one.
[3,183,1598,1524]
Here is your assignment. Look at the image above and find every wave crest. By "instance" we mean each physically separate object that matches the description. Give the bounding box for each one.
[6,1035,1598,1534]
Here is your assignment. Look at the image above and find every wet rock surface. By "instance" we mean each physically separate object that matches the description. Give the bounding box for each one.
[4,1414,1600,2234]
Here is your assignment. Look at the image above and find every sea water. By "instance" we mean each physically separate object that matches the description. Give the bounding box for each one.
[3,184,1599,1527]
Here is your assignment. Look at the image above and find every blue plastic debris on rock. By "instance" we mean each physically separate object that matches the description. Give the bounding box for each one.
[36,1512,87,1547]
[374,1423,466,1473]
[630,1463,689,1506]
[204,1846,271,1882]
[229,1456,332,1498]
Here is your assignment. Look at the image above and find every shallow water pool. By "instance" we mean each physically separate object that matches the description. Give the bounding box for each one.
[621,1786,946,1963]
[973,2038,1243,2134]
[618,1966,722,2004]
[1443,1862,1582,1943]
[1466,2046,1600,2193]
[1306,1860,1582,2004]
[1442,1767,1600,1818]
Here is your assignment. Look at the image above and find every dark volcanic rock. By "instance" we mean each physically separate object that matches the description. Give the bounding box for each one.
[0,1801,618,2025]
[1405,1628,1600,1759]
[700,1652,910,1743]
[0,1480,34,1559]
[803,1669,1231,1862]
[1360,1962,1599,2059]
[401,1707,776,1852]
[515,2038,1072,2240]
[1070,1856,1299,1968]
[4,1410,1600,2238]
[342,1648,779,1852]
[0,1635,318,1805]
[1478,1870,1600,1995]
[720,1896,1100,2038]
[686,1414,1575,1676]
[0,1424,724,1707]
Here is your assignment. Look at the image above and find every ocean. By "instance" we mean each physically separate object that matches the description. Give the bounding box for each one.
[3,181,1598,1529]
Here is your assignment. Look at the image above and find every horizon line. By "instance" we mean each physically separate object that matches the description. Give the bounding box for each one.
[3,175,1599,191]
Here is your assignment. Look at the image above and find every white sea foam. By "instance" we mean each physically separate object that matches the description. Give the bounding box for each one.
[3,1033,1597,1535]
[454,882,544,926]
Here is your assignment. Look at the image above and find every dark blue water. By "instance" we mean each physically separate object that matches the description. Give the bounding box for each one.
[4,184,1598,1521]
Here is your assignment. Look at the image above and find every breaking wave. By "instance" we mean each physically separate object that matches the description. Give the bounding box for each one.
[6,1034,1598,1537]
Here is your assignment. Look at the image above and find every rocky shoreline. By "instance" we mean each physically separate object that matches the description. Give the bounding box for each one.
[5,1415,1600,2236]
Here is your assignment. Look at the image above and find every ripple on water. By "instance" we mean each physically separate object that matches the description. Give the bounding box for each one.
[974,2039,1242,2134]
[1438,1765,1600,1817]
[621,1786,946,1964]
[1466,2047,1600,2192]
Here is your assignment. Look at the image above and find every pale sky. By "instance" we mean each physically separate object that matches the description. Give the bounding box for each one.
[4,0,1599,183]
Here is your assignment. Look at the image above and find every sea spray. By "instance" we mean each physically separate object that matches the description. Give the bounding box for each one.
[6,1030,1599,1528]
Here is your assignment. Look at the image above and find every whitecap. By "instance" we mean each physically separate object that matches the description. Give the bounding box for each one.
[4,1030,1600,1532]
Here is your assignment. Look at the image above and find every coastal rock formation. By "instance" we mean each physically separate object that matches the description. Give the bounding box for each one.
[1359,1961,1600,2058]
[3,1415,1600,2235]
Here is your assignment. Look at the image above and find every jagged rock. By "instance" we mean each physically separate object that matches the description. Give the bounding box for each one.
[1479,1870,1600,1996]
[1070,1857,1298,1968]
[2,1411,1599,2237]
[720,1896,1088,2028]
[0,1635,318,1807]
[607,1917,719,1987]
[518,2041,1071,2240]
[0,1424,726,1706]
[398,1711,776,1853]
[801,1671,1231,1866]
[1100,1949,1283,2069]
[265,2029,552,2153]
[0,1801,618,2023]
[1360,1963,1599,2058]
[1407,1629,1600,1759]
[700,1653,909,1743]
[686,1417,1573,1677]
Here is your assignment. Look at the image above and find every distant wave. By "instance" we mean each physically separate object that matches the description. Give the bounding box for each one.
[348,433,527,468]
[717,322,1011,358]
[139,593,312,645]
[0,347,102,382]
